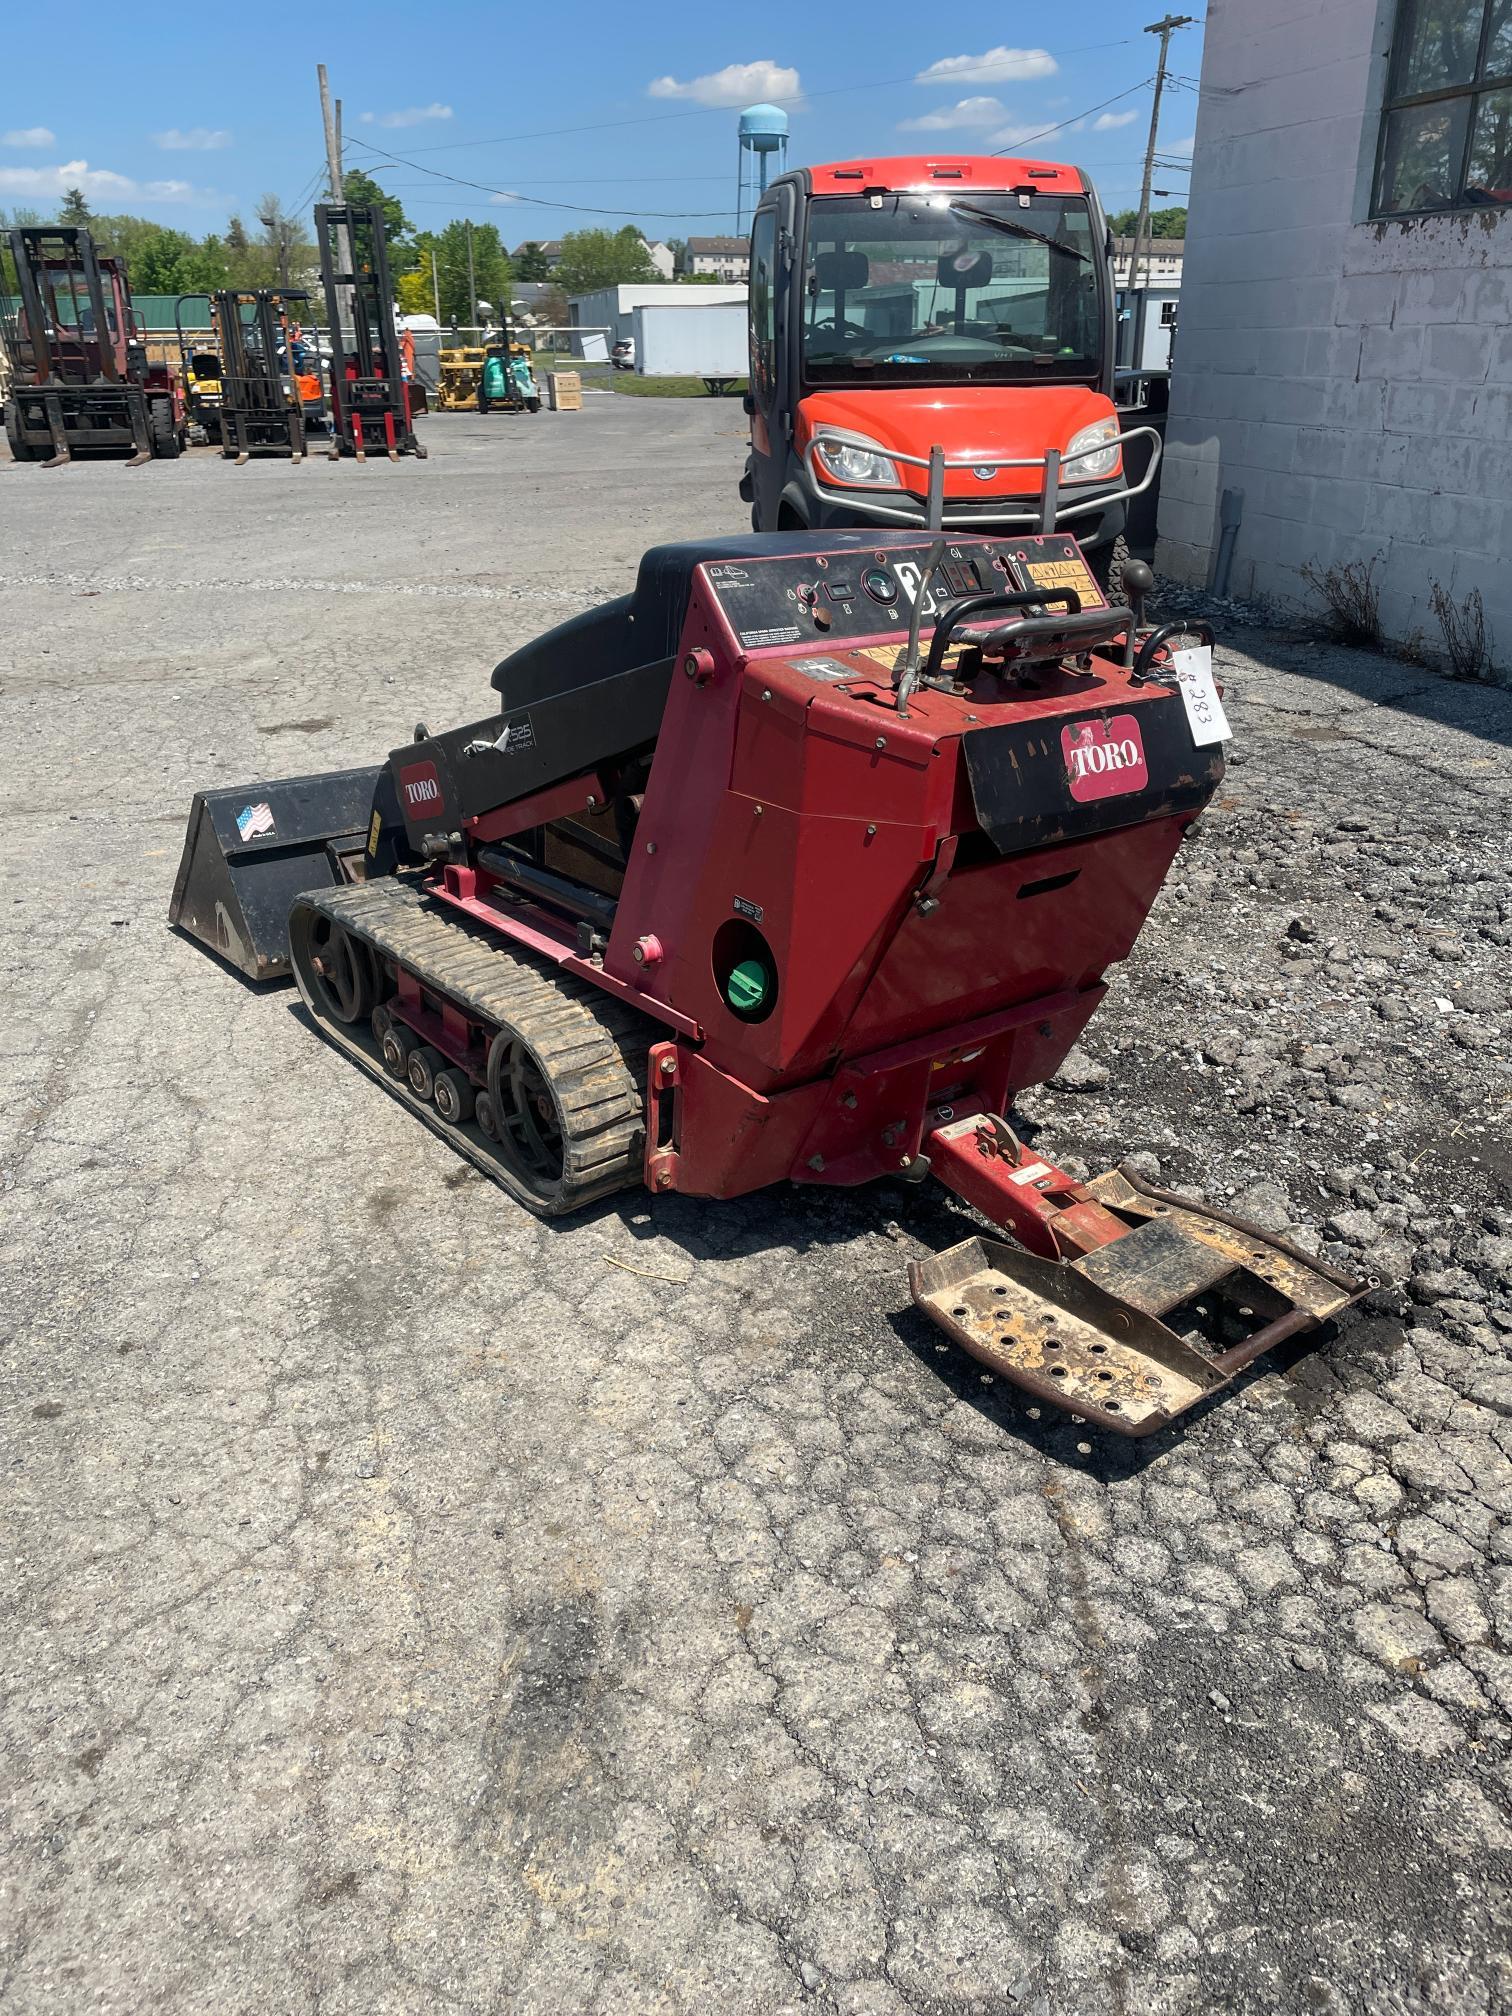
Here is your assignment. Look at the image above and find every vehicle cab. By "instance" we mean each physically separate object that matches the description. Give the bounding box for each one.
[743,156,1146,585]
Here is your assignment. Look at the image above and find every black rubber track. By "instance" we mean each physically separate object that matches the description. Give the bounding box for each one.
[289,877,648,1215]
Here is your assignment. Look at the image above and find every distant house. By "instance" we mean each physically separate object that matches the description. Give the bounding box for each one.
[683,235,750,282]
[643,240,676,279]
[512,240,565,271]
[1111,237,1185,288]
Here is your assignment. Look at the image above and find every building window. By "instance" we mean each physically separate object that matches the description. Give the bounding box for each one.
[1375,0,1512,215]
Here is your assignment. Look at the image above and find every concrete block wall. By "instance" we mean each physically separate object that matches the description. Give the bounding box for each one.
[1157,0,1512,674]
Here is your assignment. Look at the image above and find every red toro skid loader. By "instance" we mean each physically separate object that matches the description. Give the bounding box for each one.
[171,531,1363,1438]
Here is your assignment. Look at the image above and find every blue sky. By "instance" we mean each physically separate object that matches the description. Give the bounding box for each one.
[0,3,1202,243]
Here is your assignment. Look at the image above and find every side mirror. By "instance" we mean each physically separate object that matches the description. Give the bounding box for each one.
[742,392,755,416]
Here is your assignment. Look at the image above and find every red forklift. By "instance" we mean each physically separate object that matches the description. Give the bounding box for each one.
[741,156,1159,599]
[1,227,185,466]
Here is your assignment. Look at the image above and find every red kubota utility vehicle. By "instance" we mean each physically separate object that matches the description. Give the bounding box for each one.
[2,227,185,466]
[741,156,1157,602]
[170,530,1362,1439]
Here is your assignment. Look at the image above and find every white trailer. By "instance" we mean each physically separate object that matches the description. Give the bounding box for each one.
[630,301,748,393]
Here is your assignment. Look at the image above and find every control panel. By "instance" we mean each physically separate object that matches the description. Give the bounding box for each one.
[703,534,1105,655]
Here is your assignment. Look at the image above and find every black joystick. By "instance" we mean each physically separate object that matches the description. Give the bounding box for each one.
[1119,557,1155,668]
[1121,558,1154,622]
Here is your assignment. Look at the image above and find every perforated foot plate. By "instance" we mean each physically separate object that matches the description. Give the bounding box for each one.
[910,1171,1365,1437]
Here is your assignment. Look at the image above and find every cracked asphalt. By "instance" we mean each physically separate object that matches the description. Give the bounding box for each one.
[3,402,1510,2015]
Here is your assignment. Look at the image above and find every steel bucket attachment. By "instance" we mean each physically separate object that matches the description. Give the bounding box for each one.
[912,1162,1366,1437]
[169,767,385,980]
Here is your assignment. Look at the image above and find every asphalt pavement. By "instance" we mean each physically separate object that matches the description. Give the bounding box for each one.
[2,402,1509,2016]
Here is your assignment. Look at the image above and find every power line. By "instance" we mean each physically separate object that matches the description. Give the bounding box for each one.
[347,69,1175,222]
[990,79,1156,155]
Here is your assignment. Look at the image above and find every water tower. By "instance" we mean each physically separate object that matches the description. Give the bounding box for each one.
[737,104,789,233]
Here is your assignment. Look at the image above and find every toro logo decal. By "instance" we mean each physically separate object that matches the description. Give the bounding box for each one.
[398,759,445,819]
[1061,714,1148,802]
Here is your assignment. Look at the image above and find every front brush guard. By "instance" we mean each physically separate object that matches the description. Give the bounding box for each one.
[913,1132,1366,1437]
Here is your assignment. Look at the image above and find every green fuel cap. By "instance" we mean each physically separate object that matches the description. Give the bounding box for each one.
[726,959,769,1014]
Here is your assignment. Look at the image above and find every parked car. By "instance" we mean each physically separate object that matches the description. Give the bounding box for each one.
[612,337,635,371]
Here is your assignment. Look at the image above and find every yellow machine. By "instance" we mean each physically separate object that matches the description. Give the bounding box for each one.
[436,347,487,412]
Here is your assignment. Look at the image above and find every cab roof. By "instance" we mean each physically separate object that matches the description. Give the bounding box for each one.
[803,155,1087,197]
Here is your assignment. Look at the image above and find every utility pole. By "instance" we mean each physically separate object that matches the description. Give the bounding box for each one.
[431,246,441,322]
[1127,15,1194,341]
[466,221,477,333]
[318,64,343,202]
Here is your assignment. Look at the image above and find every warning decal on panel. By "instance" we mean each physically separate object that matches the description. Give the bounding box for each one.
[1022,553,1103,606]
[739,624,803,649]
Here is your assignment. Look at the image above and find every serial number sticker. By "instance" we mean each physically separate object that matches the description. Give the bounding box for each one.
[739,624,802,648]
[1009,1160,1054,1187]
[732,894,764,922]
[1023,556,1103,604]
[791,656,853,683]
[1170,645,1231,746]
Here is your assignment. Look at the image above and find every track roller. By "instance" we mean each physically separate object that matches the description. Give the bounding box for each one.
[434,1068,475,1125]
[408,1045,445,1101]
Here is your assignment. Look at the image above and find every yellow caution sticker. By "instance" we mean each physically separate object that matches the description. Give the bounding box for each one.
[1022,554,1103,605]
[367,809,383,857]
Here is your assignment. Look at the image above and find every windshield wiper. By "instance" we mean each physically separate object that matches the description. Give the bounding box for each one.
[946,201,1088,262]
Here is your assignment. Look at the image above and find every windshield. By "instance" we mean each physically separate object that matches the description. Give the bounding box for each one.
[801,191,1103,388]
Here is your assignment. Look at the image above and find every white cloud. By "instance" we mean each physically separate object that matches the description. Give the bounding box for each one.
[489,191,522,205]
[0,159,197,202]
[359,103,453,128]
[3,126,56,149]
[916,47,1058,88]
[152,126,232,150]
[1166,134,1196,156]
[1092,109,1139,131]
[899,96,1007,133]
[647,59,799,108]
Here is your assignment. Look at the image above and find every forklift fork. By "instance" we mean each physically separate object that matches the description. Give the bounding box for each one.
[40,391,71,468]
[914,1116,1365,1436]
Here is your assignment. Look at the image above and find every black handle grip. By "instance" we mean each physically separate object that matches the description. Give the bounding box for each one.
[925,588,1082,681]
[1132,620,1215,683]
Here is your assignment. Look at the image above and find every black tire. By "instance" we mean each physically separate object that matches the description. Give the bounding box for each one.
[149,399,182,460]
[1091,534,1131,607]
[476,386,490,416]
[4,400,39,463]
[527,398,540,414]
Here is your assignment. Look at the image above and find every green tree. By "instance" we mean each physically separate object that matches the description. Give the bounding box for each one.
[58,187,93,228]
[396,268,434,317]
[553,225,657,294]
[1107,206,1186,238]
[340,168,413,265]
[130,226,229,295]
[414,220,511,324]
[513,240,552,280]
[254,194,315,290]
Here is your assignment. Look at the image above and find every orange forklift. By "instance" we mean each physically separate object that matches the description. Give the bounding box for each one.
[741,155,1159,599]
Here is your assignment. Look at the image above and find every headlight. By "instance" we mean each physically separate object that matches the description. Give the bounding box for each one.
[1065,417,1121,482]
[813,434,900,488]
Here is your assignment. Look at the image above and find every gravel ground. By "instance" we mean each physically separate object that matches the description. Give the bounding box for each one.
[2,404,1510,2015]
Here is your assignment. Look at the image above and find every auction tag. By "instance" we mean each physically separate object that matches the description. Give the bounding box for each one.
[1171,645,1231,746]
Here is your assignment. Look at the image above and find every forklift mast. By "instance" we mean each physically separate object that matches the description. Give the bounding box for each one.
[2,226,134,386]
[211,289,309,461]
[314,202,425,461]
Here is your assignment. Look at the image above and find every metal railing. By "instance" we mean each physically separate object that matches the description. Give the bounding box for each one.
[803,423,1164,533]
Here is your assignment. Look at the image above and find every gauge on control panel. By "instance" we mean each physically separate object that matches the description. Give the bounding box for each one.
[861,565,898,606]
